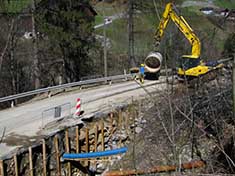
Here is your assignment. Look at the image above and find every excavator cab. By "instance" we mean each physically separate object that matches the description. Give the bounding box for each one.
[178,56,209,78]
[180,56,200,71]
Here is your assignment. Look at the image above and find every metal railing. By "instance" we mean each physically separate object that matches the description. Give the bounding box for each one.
[0,74,133,103]
[41,102,71,129]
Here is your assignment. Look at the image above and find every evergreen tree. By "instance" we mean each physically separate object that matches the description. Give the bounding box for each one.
[223,33,235,57]
[36,0,95,82]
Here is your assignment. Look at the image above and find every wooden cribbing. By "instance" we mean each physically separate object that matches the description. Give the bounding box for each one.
[0,160,4,176]
[28,147,33,176]
[14,155,19,176]
[54,135,61,176]
[65,129,71,176]
[76,126,80,153]
[42,139,47,176]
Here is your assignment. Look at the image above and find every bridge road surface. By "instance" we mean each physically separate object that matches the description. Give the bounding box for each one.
[0,78,167,158]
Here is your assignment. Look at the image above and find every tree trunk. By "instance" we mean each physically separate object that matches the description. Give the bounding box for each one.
[32,0,40,89]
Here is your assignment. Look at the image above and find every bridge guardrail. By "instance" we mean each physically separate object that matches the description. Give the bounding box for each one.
[0,74,134,103]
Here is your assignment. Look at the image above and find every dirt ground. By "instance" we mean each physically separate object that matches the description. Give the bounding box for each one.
[107,74,234,175]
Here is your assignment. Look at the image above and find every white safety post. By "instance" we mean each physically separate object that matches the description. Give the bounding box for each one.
[75,98,81,116]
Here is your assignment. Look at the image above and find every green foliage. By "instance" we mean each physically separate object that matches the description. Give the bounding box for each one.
[0,0,31,13]
[223,33,235,56]
[36,0,95,82]
[95,15,103,25]
[214,0,235,8]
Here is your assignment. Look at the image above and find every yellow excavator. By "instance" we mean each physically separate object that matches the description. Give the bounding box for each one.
[145,2,224,80]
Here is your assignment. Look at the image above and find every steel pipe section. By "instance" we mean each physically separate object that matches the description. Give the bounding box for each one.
[62,147,127,159]
[144,52,163,73]
[103,160,205,176]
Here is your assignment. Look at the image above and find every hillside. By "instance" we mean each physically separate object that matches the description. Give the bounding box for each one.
[93,0,235,70]
[93,0,235,175]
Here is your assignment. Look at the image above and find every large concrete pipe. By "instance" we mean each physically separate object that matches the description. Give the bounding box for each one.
[144,52,163,73]
[144,52,163,80]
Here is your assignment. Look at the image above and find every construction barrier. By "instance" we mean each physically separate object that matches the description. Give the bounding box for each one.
[75,98,81,116]
[62,147,127,160]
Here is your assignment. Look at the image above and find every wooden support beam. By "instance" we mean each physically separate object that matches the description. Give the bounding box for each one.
[76,126,80,153]
[29,147,34,176]
[94,124,98,171]
[118,110,122,129]
[54,135,61,176]
[0,160,4,176]
[101,122,105,151]
[94,125,98,152]
[109,113,114,140]
[110,112,114,131]
[85,128,89,153]
[85,128,89,167]
[42,139,47,176]
[125,112,129,133]
[14,155,19,176]
[65,129,71,176]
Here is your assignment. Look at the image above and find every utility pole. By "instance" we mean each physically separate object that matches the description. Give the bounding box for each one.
[10,25,16,95]
[233,54,235,118]
[31,0,40,89]
[103,8,107,78]
[128,0,135,68]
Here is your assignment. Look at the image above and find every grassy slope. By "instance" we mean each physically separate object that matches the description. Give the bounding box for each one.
[94,1,234,65]
[214,0,235,8]
[181,6,227,57]
[94,2,157,60]
[0,0,31,13]
[94,2,128,54]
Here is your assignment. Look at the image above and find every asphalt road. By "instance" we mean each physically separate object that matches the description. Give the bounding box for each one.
[0,78,167,158]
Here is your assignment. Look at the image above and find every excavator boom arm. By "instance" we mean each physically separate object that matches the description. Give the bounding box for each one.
[154,3,201,58]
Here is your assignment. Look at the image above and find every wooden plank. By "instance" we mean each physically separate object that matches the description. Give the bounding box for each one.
[54,135,61,176]
[118,110,122,129]
[42,139,47,176]
[14,155,19,176]
[85,128,89,153]
[94,125,98,152]
[85,128,89,167]
[93,125,98,171]
[0,160,4,176]
[76,126,80,153]
[29,147,34,176]
[101,122,105,151]
[110,113,114,136]
[124,112,129,133]
[65,129,71,176]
